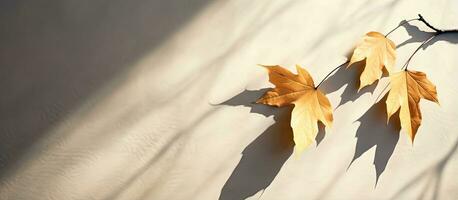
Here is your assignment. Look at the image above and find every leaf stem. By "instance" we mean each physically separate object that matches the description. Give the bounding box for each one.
[402,14,458,70]
[315,17,416,89]
[316,14,458,89]
[315,61,348,89]
[402,34,436,70]
[385,18,420,37]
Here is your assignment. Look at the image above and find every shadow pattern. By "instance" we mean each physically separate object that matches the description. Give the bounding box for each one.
[390,139,458,200]
[0,0,214,180]
[218,89,295,200]
[397,19,458,49]
[348,95,401,186]
[216,14,458,198]
[319,61,379,109]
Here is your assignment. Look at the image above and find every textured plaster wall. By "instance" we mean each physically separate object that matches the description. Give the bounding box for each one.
[1,0,458,199]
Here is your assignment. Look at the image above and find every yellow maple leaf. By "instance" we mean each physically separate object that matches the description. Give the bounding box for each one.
[386,70,439,141]
[348,32,396,90]
[256,65,333,153]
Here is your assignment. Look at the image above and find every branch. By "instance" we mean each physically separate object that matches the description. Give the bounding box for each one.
[403,14,458,70]
[418,14,458,34]
[316,14,458,88]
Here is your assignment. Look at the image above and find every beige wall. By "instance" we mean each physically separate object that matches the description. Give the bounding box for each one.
[1,0,458,199]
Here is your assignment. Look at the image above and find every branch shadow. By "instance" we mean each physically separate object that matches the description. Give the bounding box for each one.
[390,139,458,200]
[217,89,298,200]
[348,95,401,186]
[397,19,458,49]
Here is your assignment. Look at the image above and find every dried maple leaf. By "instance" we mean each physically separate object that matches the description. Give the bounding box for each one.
[348,32,396,90]
[386,70,439,141]
[256,65,333,153]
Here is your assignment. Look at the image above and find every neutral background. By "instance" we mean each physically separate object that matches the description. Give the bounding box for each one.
[1,0,458,199]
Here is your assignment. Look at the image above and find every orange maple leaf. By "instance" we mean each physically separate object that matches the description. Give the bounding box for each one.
[256,65,333,153]
[386,70,439,141]
[348,32,396,90]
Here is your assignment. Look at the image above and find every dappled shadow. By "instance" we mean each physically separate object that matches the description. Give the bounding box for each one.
[348,95,400,186]
[218,89,295,200]
[390,139,458,200]
[104,108,220,200]
[0,0,214,180]
[319,60,378,109]
[303,0,402,56]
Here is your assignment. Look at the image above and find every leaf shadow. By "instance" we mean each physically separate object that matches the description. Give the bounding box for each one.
[348,95,401,186]
[319,60,379,109]
[217,89,326,200]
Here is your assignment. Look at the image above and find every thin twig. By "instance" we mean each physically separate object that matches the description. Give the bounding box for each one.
[385,18,420,37]
[316,14,458,89]
[315,61,348,89]
[402,14,458,70]
[418,14,442,32]
[417,14,458,33]
[402,34,437,70]
[376,14,458,100]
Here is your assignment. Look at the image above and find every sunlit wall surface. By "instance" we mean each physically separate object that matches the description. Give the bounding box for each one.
[1,0,458,199]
